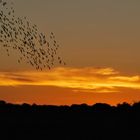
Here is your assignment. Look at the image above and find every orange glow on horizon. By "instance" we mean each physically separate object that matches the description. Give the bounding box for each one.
[0,67,140,106]
[0,67,140,93]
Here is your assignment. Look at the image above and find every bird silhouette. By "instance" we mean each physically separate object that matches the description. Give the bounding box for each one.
[0,0,66,70]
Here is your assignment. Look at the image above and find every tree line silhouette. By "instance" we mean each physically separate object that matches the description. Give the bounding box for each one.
[0,100,140,139]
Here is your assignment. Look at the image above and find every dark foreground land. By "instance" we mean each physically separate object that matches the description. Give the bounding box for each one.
[0,101,140,140]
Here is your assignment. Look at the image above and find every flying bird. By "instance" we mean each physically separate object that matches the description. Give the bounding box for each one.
[3,2,7,6]
[0,0,66,70]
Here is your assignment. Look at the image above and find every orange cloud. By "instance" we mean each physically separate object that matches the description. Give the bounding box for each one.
[0,67,140,93]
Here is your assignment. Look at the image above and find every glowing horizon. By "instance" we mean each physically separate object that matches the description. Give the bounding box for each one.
[0,67,140,93]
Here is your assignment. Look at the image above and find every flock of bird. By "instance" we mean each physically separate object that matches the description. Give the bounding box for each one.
[0,0,66,70]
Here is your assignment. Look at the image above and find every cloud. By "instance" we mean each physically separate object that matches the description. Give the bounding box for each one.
[0,67,140,93]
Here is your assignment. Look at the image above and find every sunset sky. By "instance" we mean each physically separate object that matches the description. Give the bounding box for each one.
[0,0,140,105]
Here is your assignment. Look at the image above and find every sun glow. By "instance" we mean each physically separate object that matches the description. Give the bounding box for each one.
[0,67,140,93]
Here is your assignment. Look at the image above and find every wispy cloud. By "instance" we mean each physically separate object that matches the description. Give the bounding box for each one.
[0,67,140,93]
